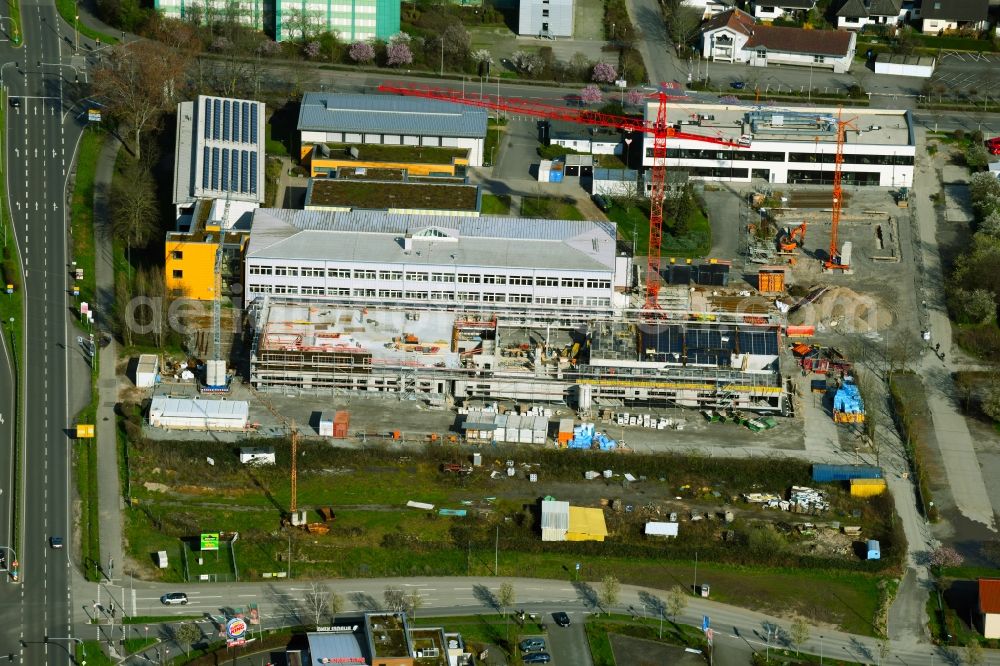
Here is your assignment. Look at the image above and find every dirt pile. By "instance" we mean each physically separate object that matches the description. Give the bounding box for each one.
[788,286,894,332]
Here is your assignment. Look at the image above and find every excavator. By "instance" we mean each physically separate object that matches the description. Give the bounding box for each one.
[777,222,807,254]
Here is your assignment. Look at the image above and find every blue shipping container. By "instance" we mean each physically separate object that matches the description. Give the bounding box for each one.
[550,170,564,183]
[812,464,882,482]
[866,539,881,560]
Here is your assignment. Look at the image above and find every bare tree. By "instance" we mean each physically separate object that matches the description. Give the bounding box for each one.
[109,164,158,253]
[599,575,620,615]
[966,639,984,666]
[306,582,333,627]
[665,586,687,622]
[329,591,344,624]
[497,582,515,619]
[174,622,201,656]
[789,618,810,656]
[407,589,424,621]
[93,41,190,161]
[383,586,407,613]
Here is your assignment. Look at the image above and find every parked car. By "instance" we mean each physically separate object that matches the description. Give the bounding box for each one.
[523,653,552,664]
[160,592,189,605]
[565,94,585,108]
[49,536,63,549]
[8,96,19,108]
[592,193,610,212]
[986,137,1000,155]
[730,81,746,90]
[552,611,571,627]
[520,638,546,653]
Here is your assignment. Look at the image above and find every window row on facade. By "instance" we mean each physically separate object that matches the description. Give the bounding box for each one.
[247,283,611,306]
[656,148,914,165]
[247,265,610,289]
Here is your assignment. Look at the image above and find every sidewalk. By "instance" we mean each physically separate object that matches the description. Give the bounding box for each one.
[93,137,125,580]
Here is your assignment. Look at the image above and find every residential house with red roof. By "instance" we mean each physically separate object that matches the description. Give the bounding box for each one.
[700,8,857,73]
[979,578,1000,638]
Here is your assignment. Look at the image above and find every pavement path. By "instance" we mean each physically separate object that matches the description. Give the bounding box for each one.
[94,137,125,581]
[910,128,996,532]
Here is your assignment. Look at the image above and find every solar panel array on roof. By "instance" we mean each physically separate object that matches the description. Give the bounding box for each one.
[197,97,262,197]
[640,325,777,365]
[665,263,730,286]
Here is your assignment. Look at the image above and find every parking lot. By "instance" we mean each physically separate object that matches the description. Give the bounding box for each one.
[926,51,1000,99]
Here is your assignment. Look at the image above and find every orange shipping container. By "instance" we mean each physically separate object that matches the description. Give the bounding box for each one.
[332,410,349,438]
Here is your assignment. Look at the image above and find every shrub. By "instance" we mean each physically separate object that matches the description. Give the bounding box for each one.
[349,41,376,64]
[592,61,618,83]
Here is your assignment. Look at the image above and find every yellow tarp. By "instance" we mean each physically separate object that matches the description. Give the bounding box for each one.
[566,506,608,542]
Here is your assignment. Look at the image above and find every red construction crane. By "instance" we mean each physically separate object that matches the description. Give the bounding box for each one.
[377,83,746,309]
[825,108,856,271]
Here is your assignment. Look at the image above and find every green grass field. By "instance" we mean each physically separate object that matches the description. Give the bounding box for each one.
[481,193,511,215]
[70,129,102,306]
[607,201,712,258]
[520,196,585,220]
[122,438,893,634]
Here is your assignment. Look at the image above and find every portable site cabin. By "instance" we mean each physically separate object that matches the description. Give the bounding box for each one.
[645,522,679,538]
[135,354,159,388]
[866,539,881,560]
[239,447,276,465]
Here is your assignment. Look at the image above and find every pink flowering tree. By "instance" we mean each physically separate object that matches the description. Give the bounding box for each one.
[626,88,645,106]
[929,546,962,569]
[349,41,376,64]
[592,62,618,84]
[386,40,413,66]
[303,40,321,59]
[580,84,603,104]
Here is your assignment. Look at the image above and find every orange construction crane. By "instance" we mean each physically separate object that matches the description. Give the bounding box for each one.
[377,83,747,309]
[825,108,856,271]
[253,390,299,516]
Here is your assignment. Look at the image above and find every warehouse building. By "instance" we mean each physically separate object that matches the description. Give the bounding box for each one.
[173,95,266,222]
[147,397,249,431]
[643,102,915,187]
[299,93,488,173]
[243,209,626,314]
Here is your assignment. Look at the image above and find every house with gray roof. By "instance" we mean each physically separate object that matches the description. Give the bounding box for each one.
[297,93,488,167]
[919,0,988,34]
[834,0,905,29]
[749,0,817,21]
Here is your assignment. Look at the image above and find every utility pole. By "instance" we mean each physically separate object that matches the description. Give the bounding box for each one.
[693,551,698,595]
[494,525,499,575]
[440,38,444,76]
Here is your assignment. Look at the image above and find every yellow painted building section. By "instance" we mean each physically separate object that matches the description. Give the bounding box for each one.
[301,146,469,178]
[566,506,608,542]
[850,478,887,498]
[165,233,220,301]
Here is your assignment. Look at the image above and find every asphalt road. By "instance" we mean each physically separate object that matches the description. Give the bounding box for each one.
[74,576,990,665]
[0,2,88,662]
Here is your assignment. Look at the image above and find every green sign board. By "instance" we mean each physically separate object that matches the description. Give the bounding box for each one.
[200,533,220,551]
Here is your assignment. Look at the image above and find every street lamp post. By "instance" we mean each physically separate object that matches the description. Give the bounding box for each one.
[74,12,79,54]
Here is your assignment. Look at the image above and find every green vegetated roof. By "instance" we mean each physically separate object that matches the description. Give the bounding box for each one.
[308,179,479,212]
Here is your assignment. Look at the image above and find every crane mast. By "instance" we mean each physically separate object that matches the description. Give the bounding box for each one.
[825,108,853,271]
[377,83,746,309]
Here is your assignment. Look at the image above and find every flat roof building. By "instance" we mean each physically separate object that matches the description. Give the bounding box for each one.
[643,102,915,187]
[244,209,626,314]
[298,93,488,170]
[173,95,266,221]
[147,397,249,431]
